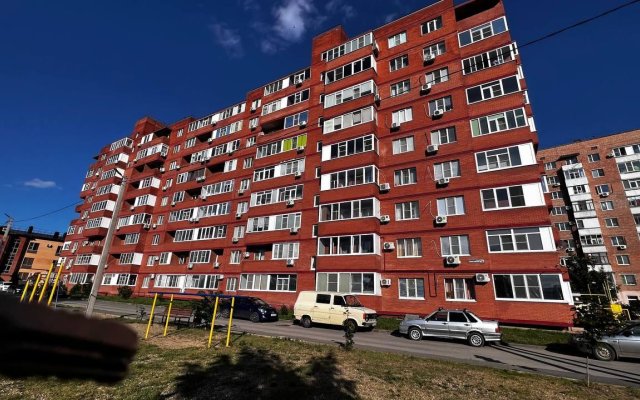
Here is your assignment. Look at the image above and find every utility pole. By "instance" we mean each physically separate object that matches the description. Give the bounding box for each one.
[0,214,14,271]
[86,174,127,317]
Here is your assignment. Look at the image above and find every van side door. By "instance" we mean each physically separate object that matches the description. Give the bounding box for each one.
[313,294,332,324]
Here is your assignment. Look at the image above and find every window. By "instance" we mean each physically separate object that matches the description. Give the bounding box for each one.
[186,274,222,290]
[323,106,375,134]
[494,274,564,301]
[623,178,640,190]
[390,79,411,97]
[324,80,375,109]
[392,136,414,154]
[26,242,40,253]
[592,169,605,178]
[152,234,160,245]
[159,252,171,265]
[466,76,520,104]
[458,17,508,47]
[445,278,476,300]
[421,16,442,35]
[189,250,211,264]
[431,127,456,145]
[391,107,412,126]
[428,96,452,115]
[316,272,376,294]
[226,277,237,291]
[423,41,446,58]
[612,144,640,157]
[325,165,378,190]
[587,153,600,163]
[601,201,614,211]
[434,160,460,180]
[389,54,408,71]
[462,44,514,75]
[256,134,307,159]
[272,242,300,260]
[441,235,470,256]
[470,108,527,137]
[399,278,425,299]
[580,234,604,246]
[243,157,253,169]
[394,167,417,186]
[321,32,373,62]
[21,257,34,268]
[544,162,556,170]
[586,252,609,265]
[397,238,422,257]
[605,218,619,227]
[480,185,526,210]
[240,274,297,292]
[425,67,449,86]
[388,31,407,48]
[618,160,640,174]
[318,234,377,256]
[395,201,419,220]
[436,196,465,216]
[324,56,373,85]
[476,145,529,172]
[487,227,546,252]
[230,250,241,264]
[556,222,571,231]
[247,212,301,233]
[325,134,376,161]
[283,111,309,129]
[611,236,627,246]
[621,274,637,286]
[320,198,376,222]
[616,255,630,265]
[551,206,566,216]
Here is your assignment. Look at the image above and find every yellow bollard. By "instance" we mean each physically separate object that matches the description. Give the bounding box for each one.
[37,262,55,303]
[225,297,235,347]
[145,293,158,340]
[207,296,220,349]
[28,274,42,303]
[163,294,174,337]
[20,281,31,302]
[47,265,63,306]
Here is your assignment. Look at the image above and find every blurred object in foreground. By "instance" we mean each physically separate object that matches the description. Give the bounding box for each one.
[0,294,137,382]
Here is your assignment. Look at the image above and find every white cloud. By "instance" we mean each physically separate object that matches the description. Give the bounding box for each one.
[24,178,57,189]
[209,22,244,58]
[239,0,260,12]
[384,13,397,24]
[325,0,356,20]
[273,0,317,42]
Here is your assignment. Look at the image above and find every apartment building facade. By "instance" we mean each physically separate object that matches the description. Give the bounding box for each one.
[0,226,64,283]
[539,129,640,306]
[59,0,574,327]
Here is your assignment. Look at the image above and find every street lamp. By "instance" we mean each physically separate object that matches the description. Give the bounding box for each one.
[86,169,127,317]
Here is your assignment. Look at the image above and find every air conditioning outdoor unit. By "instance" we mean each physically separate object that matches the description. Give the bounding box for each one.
[214,262,220,268]
[235,212,242,218]
[294,77,303,86]
[435,215,448,225]
[300,121,307,128]
[171,201,177,207]
[232,237,239,243]
[196,176,205,182]
[380,279,392,287]
[150,274,155,279]
[189,217,199,223]
[200,194,207,200]
[374,93,381,103]
[391,122,400,130]
[426,144,439,154]
[566,247,575,252]
[238,189,245,195]
[618,245,627,250]
[436,178,450,186]
[188,263,194,269]
[445,255,461,265]
[421,83,432,93]
[383,242,395,251]
[423,52,435,63]
[432,109,444,118]
[159,167,165,172]
[600,192,610,197]
[565,205,572,210]
[208,138,214,143]
[152,224,157,229]
[607,152,615,158]
[297,145,305,153]
[162,187,168,191]
[244,252,251,258]
[379,215,391,223]
[475,273,490,283]
[372,41,379,56]
[287,199,295,206]
[379,183,391,192]
[250,105,257,112]
[143,223,151,230]
[290,227,299,234]
[294,170,303,178]
[552,183,561,187]
[176,165,181,170]
[286,258,295,266]
[130,206,135,211]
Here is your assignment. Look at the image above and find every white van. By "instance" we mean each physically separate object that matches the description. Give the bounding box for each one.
[294,291,378,332]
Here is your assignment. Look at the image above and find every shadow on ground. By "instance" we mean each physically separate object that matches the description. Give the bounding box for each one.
[162,346,359,400]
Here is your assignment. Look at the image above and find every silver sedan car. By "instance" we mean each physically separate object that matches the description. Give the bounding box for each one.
[574,321,640,361]
[399,308,502,347]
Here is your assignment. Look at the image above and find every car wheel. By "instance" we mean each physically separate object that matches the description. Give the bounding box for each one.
[249,312,260,323]
[408,327,423,341]
[301,316,312,328]
[220,308,230,318]
[594,343,616,361]
[468,332,485,347]
[344,319,358,333]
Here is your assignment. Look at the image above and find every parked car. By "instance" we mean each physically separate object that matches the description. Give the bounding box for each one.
[0,282,11,293]
[219,297,278,322]
[572,321,640,361]
[399,308,501,347]
[293,291,378,332]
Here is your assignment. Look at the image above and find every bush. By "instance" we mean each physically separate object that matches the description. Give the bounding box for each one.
[117,286,133,299]
[191,291,219,327]
[69,283,91,299]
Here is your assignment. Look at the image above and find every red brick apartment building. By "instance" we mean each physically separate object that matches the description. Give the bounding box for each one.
[539,130,640,307]
[59,0,574,327]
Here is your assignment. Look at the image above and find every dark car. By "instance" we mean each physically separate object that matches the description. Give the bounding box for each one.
[220,297,279,322]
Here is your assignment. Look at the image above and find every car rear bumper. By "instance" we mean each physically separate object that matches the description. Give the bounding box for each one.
[483,333,502,342]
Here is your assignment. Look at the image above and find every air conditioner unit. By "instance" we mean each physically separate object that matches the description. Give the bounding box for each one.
[607,152,615,158]
[552,183,561,187]
[290,227,299,234]
[391,122,400,130]
[130,206,135,211]
[432,109,444,118]
[445,255,461,265]
[227,149,234,155]
[188,263,194,269]
[244,252,250,258]
[297,145,305,152]
[379,183,391,192]
[159,167,165,172]
[208,138,213,143]
[435,215,448,225]
[600,192,610,197]
[162,187,168,191]
[176,165,181,170]
[200,194,207,200]
[143,223,151,230]
[383,242,395,251]
[380,279,392,287]
[294,77,302,86]
[565,205,572,210]
[379,215,391,223]
[436,178,450,186]
[423,52,436,63]
[83,241,89,246]
[235,212,242,218]
[421,83,432,93]
[196,176,205,182]
[427,144,439,154]
[232,236,239,243]
[374,93,381,103]
[250,105,257,112]
[189,217,199,223]
[171,201,177,207]
[566,247,575,252]
[287,199,295,206]
[258,132,265,136]
[214,262,220,268]
[568,221,576,226]
[371,41,379,56]
[286,258,295,266]
[475,273,490,283]
[150,274,155,279]
[618,245,627,250]
[152,224,157,229]
[238,189,245,195]
[294,170,303,178]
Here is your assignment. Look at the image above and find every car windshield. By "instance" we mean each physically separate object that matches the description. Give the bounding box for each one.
[252,299,268,307]
[344,295,363,307]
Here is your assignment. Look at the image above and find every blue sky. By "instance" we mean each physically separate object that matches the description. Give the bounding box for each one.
[0,0,638,232]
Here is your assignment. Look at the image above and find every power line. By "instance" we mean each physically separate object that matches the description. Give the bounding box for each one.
[13,200,84,223]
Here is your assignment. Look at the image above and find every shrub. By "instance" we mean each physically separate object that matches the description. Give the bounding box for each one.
[69,283,91,299]
[117,286,133,299]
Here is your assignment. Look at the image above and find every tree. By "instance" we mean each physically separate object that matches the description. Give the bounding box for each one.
[117,285,133,299]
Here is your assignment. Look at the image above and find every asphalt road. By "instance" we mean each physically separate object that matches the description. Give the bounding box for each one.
[58,299,640,388]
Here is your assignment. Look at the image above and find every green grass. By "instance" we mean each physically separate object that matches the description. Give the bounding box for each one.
[97,295,192,308]
[1,324,637,400]
[375,317,401,331]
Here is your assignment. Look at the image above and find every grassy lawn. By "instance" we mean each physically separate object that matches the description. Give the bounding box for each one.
[0,323,636,400]
[96,295,193,308]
